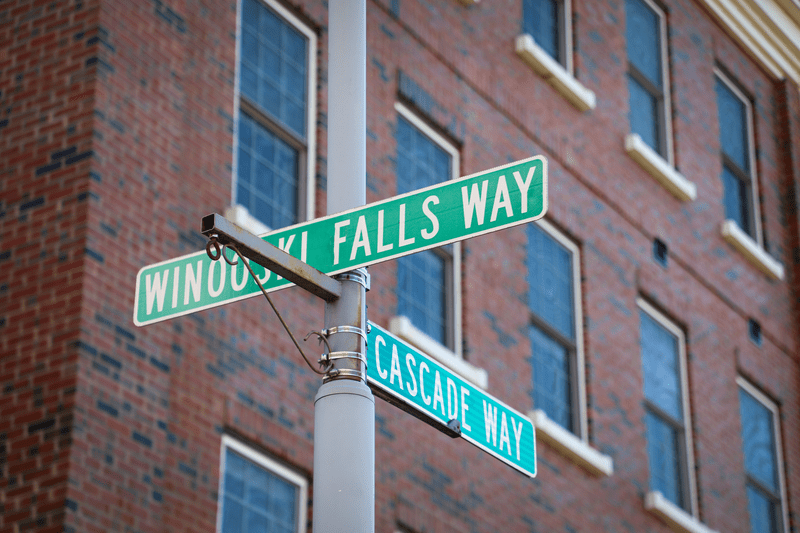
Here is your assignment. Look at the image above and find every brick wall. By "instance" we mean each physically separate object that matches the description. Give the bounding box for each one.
[1,1,100,531]
[2,0,799,532]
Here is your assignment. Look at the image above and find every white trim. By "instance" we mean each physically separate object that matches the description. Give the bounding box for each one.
[700,0,800,84]
[232,0,318,226]
[564,0,574,74]
[232,0,243,207]
[224,204,271,236]
[736,376,790,533]
[627,0,675,165]
[721,220,785,280]
[515,34,596,112]
[625,133,697,201]
[389,316,488,389]
[637,298,699,519]
[394,102,460,172]
[217,435,308,533]
[644,491,719,533]
[393,101,463,354]
[652,0,674,166]
[530,409,613,477]
[715,68,763,247]
[533,219,588,441]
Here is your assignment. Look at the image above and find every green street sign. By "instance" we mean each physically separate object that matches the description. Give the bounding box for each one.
[366,321,536,477]
[133,156,547,326]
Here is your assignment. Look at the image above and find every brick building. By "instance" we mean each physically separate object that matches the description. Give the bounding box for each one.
[2,0,800,531]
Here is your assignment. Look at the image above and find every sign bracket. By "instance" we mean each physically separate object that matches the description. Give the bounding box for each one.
[201,213,342,302]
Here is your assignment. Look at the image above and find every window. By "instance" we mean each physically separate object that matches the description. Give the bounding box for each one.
[393,102,461,352]
[234,0,317,232]
[515,0,595,111]
[527,221,585,436]
[217,436,308,533]
[638,300,696,514]
[715,71,760,242]
[522,0,569,69]
[738,378,788,533]
[626,0,672,162]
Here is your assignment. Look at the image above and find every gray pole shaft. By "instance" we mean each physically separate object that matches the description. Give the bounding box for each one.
[313,382,374,531]
[313,0,374,532]
[326,0,366,215]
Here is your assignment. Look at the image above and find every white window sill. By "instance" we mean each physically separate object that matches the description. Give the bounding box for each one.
[645,491,719,533]
[389,316,488,389]
[515,34,596,112]
[529,409,613,477]
[721,220,785,280]
[224,204,271,236]
[456,0,478,4]
[624,133,697,201]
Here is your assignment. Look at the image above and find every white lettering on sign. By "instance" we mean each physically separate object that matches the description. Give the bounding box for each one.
[184,261,202,305]
[333,220,350,265]
[513,167,535,214]
[377,210,393,253]
[462,167,539,229]
[398,203,415,247]
[432,371,444,416]
[135,157,546,330]
[366,327,536,477]
[208,257,226,297]
[490,175,513,223]
[483,400,498,447]
[279,234,295,254]
[146,270,169,314]
[482,400,524,460]
[351,215,371,261]
[420,195,440,240]
[405,353,418,397]
[147,229,312,315]
[462,181,488,229]
[512,415,524,461]
[419,361,431,406]
[389,344,403,390]
[375,335,388,379]
[499,411,511,456]
[172,266,180,308]
[231,260,249,291]
[446,378,458,420]
[461,387,471,431]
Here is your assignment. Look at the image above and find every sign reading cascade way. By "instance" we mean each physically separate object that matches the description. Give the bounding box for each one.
[366,322,536,477]
[134,156,547,326]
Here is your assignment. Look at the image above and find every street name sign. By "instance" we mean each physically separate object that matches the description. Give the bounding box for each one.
[134,156,547,326]
[366,321,536,477]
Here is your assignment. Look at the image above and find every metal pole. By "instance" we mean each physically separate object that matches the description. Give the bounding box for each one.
[313,0,373,532]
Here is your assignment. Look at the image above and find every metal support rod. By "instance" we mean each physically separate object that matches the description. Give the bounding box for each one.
[201,213,341,302]
[313,0,373,532]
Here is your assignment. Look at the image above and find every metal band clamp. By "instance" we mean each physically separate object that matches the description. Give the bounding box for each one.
[323,325,368,343]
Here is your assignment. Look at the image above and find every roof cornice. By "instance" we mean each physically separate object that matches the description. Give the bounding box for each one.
[701,0,800,86]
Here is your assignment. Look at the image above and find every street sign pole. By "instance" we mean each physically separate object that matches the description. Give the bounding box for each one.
[313,1,374,532]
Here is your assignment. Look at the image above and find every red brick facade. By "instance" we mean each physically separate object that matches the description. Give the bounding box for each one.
[2,0,799,532]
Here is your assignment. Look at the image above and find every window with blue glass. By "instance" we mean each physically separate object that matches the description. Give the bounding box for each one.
[219,438,306,533]
[236,0,314,229]
[639,303,690,511]
[738,381,785,533]
[522,0,564,66]
[716,72,758,240]
[527,222,580,434]
[395,113,456,348]
[626,0,670,158]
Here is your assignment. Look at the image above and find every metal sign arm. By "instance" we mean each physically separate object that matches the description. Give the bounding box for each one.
[201,213,341,302]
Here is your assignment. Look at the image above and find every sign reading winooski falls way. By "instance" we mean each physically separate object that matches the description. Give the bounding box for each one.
[134,156,547,326]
